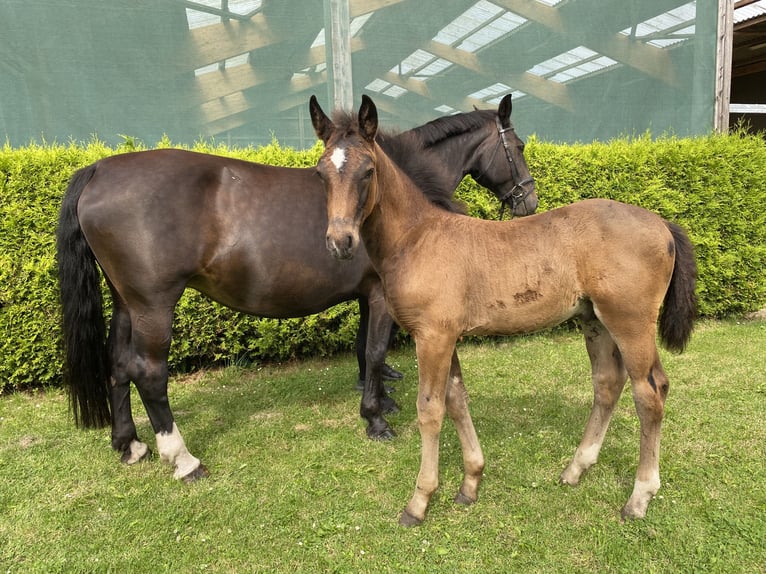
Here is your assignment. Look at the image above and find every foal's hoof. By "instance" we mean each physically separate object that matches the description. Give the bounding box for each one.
[398,509,423,527]
[454,490,476,506]
[382,363,403,381]
[182,464,210,483]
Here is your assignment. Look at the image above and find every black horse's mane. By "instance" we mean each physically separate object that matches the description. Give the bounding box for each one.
[330,110,465,214]
[408,108,497,149]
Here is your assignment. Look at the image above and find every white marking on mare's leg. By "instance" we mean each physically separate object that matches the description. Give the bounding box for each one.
[156,423,201,480]
[330,147,346,171]
[124,439,149,465]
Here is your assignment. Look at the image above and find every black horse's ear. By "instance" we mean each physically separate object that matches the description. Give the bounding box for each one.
[498,94,513,125]
[310,95,334,143]
[358,94,378,143]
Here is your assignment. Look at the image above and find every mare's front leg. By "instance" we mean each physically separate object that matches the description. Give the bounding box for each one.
[445,350,485,506]
[131,306,208,481]
[399,333,455,526]
[360,289,399,440]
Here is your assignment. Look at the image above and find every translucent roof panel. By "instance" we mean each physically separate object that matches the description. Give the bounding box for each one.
[434,1,505,46]
[434,1,527,52]
[228,0,263,17]
[620,1,696,48]
[528,47,618,83]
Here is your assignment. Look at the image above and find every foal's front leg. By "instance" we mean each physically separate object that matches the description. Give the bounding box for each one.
[399,336,455,526]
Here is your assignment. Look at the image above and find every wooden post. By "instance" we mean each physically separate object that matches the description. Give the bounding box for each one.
[715,0,733,132]
[324,0,353,111]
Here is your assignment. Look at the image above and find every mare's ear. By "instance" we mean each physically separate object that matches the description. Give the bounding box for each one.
[358,94,378,143]
[310,95,334,143]
[498,94,513,125]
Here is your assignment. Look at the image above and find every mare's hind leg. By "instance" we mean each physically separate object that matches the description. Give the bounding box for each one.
[560,317,627,486]
[108,297,150,464]
[129,304,208,481]
[445,350,485,507]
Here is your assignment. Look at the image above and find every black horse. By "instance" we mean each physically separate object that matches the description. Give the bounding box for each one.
[56,95,537,481]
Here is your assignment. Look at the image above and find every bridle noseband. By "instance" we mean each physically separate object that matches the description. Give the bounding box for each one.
[486,117,535,219]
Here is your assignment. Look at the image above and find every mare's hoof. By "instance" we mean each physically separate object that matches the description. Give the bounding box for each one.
[381,394,400,414]
[119,442,151,465]
[182,464,210,483]
[355,379,396,393]
[398,509,423,527]
[382,364,403,380]
[366,423,396,441]
[454,490,476,506]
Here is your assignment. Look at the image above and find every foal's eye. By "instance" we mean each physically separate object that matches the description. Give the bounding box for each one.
[315,169,324,181]
[363,168,374,180]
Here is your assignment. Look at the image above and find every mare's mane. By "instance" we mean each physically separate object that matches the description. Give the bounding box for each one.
[330,110,465,214]
[409,108,497,149]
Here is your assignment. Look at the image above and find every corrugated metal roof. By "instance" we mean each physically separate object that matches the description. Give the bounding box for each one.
[735,0,766,24]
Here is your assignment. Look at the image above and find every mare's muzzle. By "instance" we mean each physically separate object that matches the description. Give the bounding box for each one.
[499,177,537,217]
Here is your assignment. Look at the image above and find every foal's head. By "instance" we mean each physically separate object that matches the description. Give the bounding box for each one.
[310,94,380,260]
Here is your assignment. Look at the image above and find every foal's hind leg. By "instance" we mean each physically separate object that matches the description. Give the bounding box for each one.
[108,298,150,465]
[593,311,668,520]
[445,350,485,507]
[622,347,668,520]
[560,318,627,486]
[129,304,208,481]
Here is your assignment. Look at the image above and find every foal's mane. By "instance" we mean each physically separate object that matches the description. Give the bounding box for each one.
[330,110,465,214]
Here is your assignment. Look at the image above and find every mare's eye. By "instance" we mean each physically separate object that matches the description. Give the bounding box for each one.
[363,168,374,180]
[315,169,324,181]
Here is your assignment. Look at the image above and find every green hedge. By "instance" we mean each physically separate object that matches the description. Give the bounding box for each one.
[2,132,765,390]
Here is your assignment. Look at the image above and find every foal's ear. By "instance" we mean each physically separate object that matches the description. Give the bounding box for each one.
[358,94,378,143]
[498,94,513,124]
[309,95,334,143]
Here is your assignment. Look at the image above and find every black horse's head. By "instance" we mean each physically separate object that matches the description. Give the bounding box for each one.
[471,94,537,217]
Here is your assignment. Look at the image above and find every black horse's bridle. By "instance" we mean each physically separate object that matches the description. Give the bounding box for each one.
[480,117,535,219]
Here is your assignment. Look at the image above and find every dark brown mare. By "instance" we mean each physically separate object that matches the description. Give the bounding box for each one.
[310,95,697,525]
[56,96,537,481]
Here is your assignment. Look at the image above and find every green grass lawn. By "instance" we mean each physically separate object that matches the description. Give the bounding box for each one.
[1,319,764,573]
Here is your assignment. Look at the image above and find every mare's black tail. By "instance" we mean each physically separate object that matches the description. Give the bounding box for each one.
[56,164,111,428]
[659,222,698,353]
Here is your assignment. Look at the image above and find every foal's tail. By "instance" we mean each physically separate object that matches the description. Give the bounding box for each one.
[659,221,698,353]
[56,164,111,429]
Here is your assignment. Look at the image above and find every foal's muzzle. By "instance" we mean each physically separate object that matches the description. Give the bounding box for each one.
[326,219,359,260]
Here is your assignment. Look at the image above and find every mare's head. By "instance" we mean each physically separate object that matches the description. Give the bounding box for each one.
[310,94,380,260]
[471,94,537,217]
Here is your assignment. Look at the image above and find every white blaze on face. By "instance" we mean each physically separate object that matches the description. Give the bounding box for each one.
[330,146,346,172]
